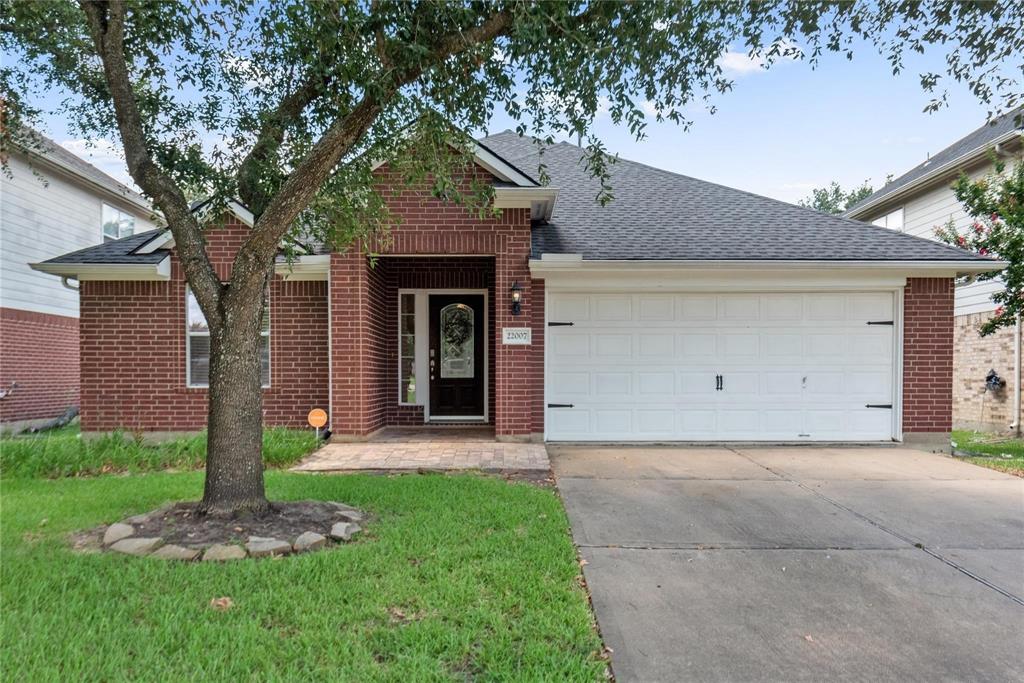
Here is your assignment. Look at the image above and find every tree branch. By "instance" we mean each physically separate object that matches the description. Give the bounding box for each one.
[78,0,223,328]
[240,9,519,266]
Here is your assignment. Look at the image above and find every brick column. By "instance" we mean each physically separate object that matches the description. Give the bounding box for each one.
[903,277,954,448]
[329,251,371,438]
[494,229,535,440]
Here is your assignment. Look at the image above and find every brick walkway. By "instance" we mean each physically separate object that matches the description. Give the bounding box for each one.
[292,427,550,472]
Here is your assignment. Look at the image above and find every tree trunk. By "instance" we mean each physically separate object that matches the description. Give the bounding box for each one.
[198,291,269,516]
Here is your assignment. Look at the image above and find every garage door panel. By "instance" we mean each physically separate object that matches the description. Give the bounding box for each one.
[719,333,759,359]
[718,294,761,321]
[679,295,717,320]
[639,295,675,321]
[636,410,676,435]
[595,372,631,396]
[639,334,674,357]
[594,295,632,321]
[595,334,632,357]
[551,294,590,322]
[546,291,896,442]
[552,334,590,359]
[638,372,675,396]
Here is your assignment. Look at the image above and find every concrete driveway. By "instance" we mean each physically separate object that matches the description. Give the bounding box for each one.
[551,446,1024,682]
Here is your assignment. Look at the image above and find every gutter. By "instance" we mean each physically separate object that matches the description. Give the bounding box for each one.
[30,257,171,281]
[845,130,1023,219]
[529,256,1006,277]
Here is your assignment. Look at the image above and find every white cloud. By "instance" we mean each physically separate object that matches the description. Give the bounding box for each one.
[718,50,765,75]
[641,100,660,117]
[718,40,802,76]
[59,138,137,189]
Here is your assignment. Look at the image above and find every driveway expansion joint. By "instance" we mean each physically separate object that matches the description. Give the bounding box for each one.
[729,447,1024,607]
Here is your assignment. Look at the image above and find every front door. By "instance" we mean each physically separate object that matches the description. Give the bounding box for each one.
[429,294,485,418]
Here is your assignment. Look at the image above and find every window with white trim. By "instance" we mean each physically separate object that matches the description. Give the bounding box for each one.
[871,207,904,232]
[186,288,270,388]
[398,293,416,404]
[102,203,135,242]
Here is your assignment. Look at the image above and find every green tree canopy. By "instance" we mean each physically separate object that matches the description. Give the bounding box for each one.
[3,0,1021,513]
[798,181,875,215]
[935,155,1024,336]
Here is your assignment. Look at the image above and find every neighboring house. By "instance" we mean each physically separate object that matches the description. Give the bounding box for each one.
[0,131,156,430]
[846,107,1024,433]
[31,132,998,449]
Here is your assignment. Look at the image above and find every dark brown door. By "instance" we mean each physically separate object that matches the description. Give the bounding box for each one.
[429,294,485,417]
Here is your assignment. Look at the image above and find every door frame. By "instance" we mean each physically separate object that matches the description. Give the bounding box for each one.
[398,288,489,423]
[543,285,904,443]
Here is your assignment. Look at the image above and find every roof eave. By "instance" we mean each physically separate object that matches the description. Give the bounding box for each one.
[30,257,171,281]
[529,256,1005,278]
[845,130,1023,219]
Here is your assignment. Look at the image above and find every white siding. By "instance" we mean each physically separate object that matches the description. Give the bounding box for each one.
[0,152,155,318]
[869,162,1001,316]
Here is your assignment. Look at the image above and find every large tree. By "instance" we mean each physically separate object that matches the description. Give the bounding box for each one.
[799,180,874,215]
[2,1,1021,515]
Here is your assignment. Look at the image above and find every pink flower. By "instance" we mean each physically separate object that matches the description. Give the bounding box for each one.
[957,235,966,246]
[979,248,988,256]
[996,306,1005,316]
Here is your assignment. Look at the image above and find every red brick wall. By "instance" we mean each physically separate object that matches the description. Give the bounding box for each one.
[328,163,542,438]
[0,308,79,424]
[79,218,329,432]
[903,277,954,434]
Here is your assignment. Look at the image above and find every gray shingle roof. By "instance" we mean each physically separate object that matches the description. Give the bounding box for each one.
[480,130,992,263]
[846,106,1024,217]
[42,229,168,265]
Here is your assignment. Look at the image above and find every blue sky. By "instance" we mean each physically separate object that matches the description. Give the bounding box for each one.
[40,37,1000,205]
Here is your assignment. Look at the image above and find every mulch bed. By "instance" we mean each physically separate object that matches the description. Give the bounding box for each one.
[129,501,361,547]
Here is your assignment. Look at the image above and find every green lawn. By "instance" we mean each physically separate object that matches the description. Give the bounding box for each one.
[952,430,1024,477]
[0,425,317,478]
[1,471,605,680]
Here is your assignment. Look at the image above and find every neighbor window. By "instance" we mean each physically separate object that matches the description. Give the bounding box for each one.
[102,203,135,242]
[399,293,416,404]
[871,207,904,232]
[186,288,270,388]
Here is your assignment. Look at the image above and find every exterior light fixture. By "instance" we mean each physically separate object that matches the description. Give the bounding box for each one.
[510,281,523,316]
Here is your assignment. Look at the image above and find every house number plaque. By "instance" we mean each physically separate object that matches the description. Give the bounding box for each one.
[501,328,532,345]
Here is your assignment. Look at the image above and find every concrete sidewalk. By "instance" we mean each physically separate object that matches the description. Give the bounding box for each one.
[551,446,1024,682]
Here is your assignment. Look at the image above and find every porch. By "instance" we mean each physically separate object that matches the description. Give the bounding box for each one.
[291,426,550,472]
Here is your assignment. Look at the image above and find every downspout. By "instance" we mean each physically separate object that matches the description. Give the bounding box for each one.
[1012,313,1021,435]
[61,276,79,291]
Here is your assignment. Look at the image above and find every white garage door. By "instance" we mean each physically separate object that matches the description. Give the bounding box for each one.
[545,292,896,442]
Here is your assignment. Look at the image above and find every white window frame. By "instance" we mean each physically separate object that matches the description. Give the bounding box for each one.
[101,203,136,242]
[185,287,271,389]
[871,207,905,232]
[397,291,420,405]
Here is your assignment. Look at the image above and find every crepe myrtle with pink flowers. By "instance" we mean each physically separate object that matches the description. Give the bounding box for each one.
[935,154,1024,336]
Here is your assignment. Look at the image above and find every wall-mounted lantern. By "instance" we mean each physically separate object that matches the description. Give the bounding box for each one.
[510,281,523,316]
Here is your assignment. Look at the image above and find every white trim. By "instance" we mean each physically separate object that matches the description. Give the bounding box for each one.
[420,289,489,424]
[530,258,1006,278]
[396,290,420,407]
[493,187,558,221]
[845,130,1023,219]
[370,139,538,187]
[140,200,256,254]
[16,144,153,214]
[29,257,171,281]
[893,286,905,442]
[275,254,330,281]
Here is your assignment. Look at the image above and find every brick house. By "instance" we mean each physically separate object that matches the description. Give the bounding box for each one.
[33,133,999,447]
[1,129,156,431]
[846,107,1023,433]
